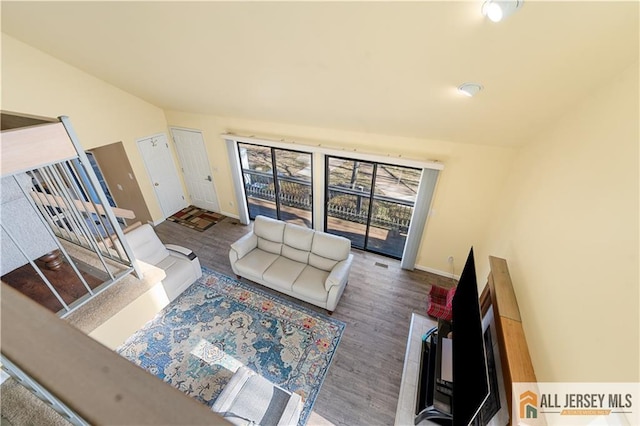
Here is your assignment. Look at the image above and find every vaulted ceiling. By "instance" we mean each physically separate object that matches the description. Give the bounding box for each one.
[2,1,638,147]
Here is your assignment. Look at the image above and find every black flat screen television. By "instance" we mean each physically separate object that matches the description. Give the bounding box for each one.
[451,247,490,425]
[414,248,491,426]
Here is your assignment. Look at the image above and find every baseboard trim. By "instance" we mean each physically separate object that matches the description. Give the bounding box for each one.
[415,264,459,281]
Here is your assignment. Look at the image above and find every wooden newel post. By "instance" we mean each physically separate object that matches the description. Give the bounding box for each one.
[38,250,63,271]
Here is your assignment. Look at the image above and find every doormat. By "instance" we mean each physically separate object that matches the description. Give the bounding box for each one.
[167,206,225,232]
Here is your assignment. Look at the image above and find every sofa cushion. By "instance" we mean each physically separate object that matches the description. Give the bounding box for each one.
[283,223,315,251]
[125,224,170,265]
[308,253,338,272]
[281,245,309,264]
[263,257,306,291]
[257,238,283,255]
[311,232,350,261]
[254,216,285,243]
[280,223,314,264]
[254,216,285,255]
[234,249,279,278]
[156,254,197,301]
[292,266,330,303]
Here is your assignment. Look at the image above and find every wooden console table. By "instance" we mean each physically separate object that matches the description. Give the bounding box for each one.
[395,313,437,426]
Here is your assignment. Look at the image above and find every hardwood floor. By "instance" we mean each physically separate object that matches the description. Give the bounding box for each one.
[1,257,105,314]
[154,217,456,426]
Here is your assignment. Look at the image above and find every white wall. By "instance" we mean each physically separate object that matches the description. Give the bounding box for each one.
[7,30,635,383]
[163,111,516,276]
[482,62,639,381]
[0,32,517,277]
[1,34,171,221]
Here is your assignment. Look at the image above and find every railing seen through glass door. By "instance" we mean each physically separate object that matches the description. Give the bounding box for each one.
[237,143,313,228]
[325,156,420,259]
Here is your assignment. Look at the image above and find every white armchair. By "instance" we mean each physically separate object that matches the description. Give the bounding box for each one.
[124,224,202,302]
[211,366,302,426]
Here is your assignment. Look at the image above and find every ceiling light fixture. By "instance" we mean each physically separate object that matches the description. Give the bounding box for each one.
[481,0,523,22]
[457,83,483,97]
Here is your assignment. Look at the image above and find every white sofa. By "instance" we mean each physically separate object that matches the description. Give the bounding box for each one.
[124,224,202,302]
[229,216,353,313]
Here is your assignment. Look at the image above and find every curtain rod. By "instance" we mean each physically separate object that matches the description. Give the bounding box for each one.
[220,133,444,171]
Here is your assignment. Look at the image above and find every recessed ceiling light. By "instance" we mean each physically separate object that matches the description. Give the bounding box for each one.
[482,0,523,22]
[457,83,483,97]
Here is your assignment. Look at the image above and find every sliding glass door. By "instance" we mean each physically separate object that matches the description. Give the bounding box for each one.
[325,156,420,258]
[325,159,373,249]
[238,143,313,227]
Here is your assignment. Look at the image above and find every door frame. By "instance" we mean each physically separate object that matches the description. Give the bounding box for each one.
[136,133,187,220]
[170,126,221,213]
[324,155,421,260]
[236,141,314,228]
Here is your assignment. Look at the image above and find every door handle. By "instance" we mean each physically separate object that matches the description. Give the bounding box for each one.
[206,175,212,182]
[154,182,159,186]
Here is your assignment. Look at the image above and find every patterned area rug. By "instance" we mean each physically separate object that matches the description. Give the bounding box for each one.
[117,267,345,425]
[167,206,225,231]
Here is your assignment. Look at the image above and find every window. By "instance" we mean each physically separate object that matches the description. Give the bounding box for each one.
[237,143,313,228]
[227,135,442,269]
[325,156,420,259]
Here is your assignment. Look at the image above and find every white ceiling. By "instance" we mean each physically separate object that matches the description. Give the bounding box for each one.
[2,1,638,147]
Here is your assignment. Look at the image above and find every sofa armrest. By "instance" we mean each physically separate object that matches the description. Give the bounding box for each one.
[326,282,347,313]
[230,233,258,260]
[324,254,353,292]
[165,244,197,261]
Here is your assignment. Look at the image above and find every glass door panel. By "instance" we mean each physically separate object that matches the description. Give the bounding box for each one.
[238,143,314,227]
[325,156,421,259]
[367,199,414,257]
[238,143,277,220]
[273,149,313,227]
[325,158,374,249]
[368,165,420,257]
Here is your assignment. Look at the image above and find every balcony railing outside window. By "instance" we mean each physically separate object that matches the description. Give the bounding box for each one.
[238,143,313,227]
[237,143,421,259]
[325,157,421,259]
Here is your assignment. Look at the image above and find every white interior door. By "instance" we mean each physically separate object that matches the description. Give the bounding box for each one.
[170,128,220,212]
[137,134,187,218]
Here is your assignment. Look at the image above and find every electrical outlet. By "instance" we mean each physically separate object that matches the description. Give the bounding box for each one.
[447,256,454,264]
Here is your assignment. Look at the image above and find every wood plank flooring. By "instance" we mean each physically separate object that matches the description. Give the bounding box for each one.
[1,258,104,313]
[154,217,456,426]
